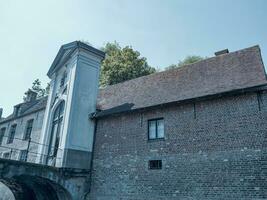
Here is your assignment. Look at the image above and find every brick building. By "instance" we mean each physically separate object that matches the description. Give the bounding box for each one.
[0,42,266,199]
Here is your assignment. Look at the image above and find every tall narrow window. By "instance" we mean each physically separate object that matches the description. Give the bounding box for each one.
[148,120,157,139]
[24,119,34,140]
[19,150,28,162]
[47,101,65,165]
[60,71,67,88]
[7,124,17,144]
[0,128,6,145]
[14,106,21,117]
[148,118,164,140]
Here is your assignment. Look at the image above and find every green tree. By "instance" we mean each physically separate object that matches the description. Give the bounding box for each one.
[23,79,50,101]
[165,55,204,70]
[100,42,156,87]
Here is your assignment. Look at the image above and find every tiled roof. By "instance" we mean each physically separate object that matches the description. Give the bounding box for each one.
[96,45,267,116]
[0,97,47,124]
[1,45,266,121]
[22,97,48,115]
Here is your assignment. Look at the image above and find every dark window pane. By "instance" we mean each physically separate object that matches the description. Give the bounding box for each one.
[19,150,27,162]
[149,160,162,170]
[7,124,17,144]
[47,101,65,166]
[60,72,67,88]
[0,128,6,145]
[24,119,34,140]
[3,152,10,159]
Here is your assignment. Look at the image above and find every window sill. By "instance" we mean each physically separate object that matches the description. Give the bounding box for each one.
[147,138,165,143]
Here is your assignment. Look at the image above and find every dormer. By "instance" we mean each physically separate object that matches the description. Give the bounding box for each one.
[25,89,38,102]
[13,105,21,117]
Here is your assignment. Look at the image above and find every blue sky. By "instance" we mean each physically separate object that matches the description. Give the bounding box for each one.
[0,0,266,116]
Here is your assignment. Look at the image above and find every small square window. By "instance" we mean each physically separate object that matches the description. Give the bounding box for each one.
[149,160,162,170]
[148,118,164,140]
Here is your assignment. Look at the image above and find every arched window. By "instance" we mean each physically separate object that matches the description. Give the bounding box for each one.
[47,101,65,165]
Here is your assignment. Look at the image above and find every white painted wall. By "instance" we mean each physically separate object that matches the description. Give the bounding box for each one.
[64,51,100,151]
[38,44,103,168]
[0,109,45,163]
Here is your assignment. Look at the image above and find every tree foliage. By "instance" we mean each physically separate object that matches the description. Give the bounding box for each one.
[23,79,50,101]
[100,42,156,87]
[165,55,204,70]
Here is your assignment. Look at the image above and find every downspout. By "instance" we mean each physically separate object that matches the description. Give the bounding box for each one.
[84,115,98,198]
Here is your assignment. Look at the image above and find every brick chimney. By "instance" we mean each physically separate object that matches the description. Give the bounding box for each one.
[25,90,38,102]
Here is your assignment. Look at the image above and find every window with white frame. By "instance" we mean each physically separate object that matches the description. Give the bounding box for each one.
[148,118,164,140]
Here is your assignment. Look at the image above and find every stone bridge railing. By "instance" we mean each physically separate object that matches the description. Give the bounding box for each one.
[0,135,61,164]
[0,158,91,200]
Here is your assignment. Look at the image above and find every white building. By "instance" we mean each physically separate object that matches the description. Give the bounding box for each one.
[0,41,105,169]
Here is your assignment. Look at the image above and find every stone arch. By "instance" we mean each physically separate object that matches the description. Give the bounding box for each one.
[0,175,72,200]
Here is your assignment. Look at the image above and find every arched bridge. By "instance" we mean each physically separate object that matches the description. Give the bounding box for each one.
[0,158,91,200]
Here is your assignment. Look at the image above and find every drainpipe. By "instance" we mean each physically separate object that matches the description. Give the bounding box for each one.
[84,115,98,198]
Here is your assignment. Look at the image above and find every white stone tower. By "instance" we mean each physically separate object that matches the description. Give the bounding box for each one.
[38,41,105,169]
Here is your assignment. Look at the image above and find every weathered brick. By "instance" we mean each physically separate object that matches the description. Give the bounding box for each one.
[89,92,267,200]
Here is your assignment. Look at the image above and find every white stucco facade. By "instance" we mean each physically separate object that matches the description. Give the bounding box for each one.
[38,42,104,169]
